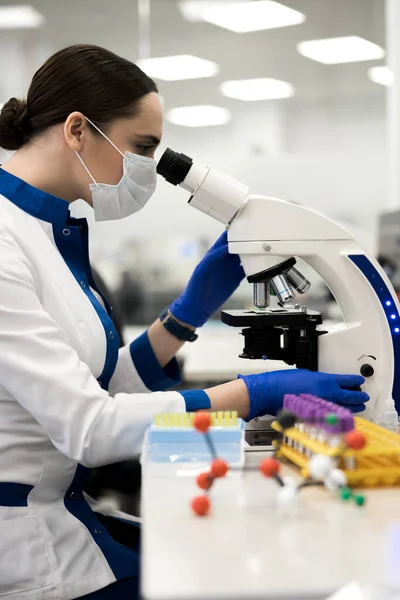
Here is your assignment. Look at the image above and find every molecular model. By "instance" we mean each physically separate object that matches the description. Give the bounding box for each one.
[190,397,373,517]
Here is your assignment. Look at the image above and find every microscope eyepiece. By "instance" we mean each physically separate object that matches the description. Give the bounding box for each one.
[157,148,193,186]
[157,147,249,224]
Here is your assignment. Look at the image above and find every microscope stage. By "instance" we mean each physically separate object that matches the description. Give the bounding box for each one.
[221,308,323,328]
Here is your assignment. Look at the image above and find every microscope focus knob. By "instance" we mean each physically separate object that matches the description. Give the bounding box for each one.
[360,364,374,378]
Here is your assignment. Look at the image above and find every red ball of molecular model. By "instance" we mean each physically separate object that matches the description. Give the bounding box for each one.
[193,412,212,433]
[191,495,211,517]
[344,430,367,451]
[259,457,281,478]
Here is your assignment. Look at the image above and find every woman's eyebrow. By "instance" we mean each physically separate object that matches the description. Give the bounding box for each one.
[135,134,161,145]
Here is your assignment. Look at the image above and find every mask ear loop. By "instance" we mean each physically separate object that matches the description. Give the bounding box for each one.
[84,116,125,158]
[75,151,98,186]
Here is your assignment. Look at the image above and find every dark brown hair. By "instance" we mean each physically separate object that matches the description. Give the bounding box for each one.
[0,44,157,151]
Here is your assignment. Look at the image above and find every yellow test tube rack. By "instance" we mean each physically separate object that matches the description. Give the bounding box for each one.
[272,417,400,487]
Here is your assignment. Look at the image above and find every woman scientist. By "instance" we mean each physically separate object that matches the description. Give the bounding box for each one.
[0,45,368,600]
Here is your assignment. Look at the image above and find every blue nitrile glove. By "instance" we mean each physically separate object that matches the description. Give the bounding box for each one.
[169,230,245,328]
[238,370,369,421]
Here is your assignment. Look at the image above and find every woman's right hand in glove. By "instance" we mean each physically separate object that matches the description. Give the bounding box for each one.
[238,369,369,420]
[204,369,369,421]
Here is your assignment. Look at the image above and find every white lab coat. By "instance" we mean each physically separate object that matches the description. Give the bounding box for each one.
[0,175,186,599]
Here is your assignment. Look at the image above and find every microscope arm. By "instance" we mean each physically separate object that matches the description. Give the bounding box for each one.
[227,195,400,419]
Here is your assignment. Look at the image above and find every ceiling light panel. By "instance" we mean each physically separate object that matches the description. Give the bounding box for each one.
[137,55,219,81]
[368,66,393,86]
[178,0,245,23]
[0,5,44,29]
[200,0,305,33]
[166,105,231,127]
[297,36,385,64]
[220,77,295,100]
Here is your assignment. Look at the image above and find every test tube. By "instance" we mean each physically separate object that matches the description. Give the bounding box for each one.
[283,395,296,446]
[288,396,298,449]
[302,405,312,457]
[342,410,357,470]
[306,403,318,444]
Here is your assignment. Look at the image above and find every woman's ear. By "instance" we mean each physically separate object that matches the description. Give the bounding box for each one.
[64,112,88,151]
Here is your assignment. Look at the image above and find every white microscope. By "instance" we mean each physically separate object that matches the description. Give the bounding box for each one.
[157,149,400,425]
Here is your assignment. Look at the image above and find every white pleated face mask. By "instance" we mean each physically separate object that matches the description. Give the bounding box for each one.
[75,116,157,222]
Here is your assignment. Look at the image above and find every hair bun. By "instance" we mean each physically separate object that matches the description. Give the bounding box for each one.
[0,98,30,151]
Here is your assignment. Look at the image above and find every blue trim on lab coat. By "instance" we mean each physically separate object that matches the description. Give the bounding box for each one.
[0,483,33,506]
[64,465,140,581]
[0,168,69,225]
[129,331,181,391]
[52,218,119,390]
[180,389,211,411]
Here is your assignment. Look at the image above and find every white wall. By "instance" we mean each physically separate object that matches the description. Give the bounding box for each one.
[0,30,45,99]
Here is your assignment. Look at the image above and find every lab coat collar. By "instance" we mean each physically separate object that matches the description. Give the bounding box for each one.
[0,167,70,226]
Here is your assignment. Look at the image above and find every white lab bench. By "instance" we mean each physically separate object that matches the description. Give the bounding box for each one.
[124,323,291,383]
[141,449,400,600]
